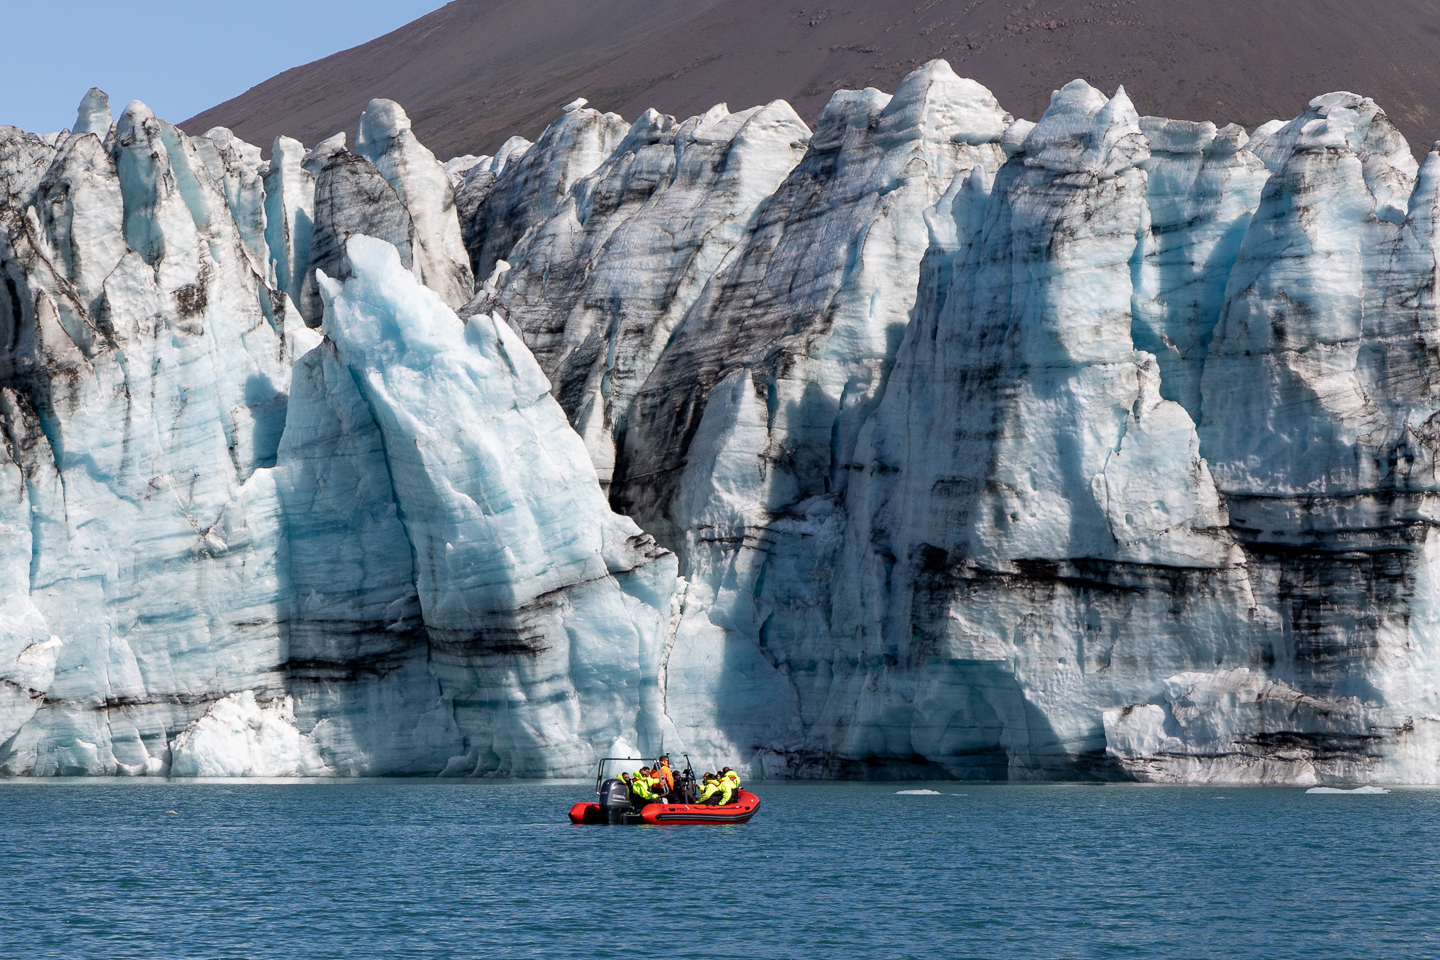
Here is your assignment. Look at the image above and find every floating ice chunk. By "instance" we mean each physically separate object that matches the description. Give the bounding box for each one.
[601,739,647,777]
[169,691,330,777]
[1306,785,1391,794]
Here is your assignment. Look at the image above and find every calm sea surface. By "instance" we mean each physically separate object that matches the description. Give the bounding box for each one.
[1,779,1436,959]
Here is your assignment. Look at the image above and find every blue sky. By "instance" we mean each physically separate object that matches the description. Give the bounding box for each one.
[2,0,449,133]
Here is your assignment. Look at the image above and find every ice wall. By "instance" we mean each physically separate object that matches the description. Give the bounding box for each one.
[0,95,679,777]
[5,65,1440,783]
[313,236,679,775]
[593,71,1440,782]
[0,101,293,775]
[467,100,812,490]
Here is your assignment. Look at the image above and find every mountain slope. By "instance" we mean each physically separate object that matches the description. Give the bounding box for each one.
[186,0,1440,160]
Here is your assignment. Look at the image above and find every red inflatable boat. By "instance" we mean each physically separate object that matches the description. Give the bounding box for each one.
[568,757,760,826]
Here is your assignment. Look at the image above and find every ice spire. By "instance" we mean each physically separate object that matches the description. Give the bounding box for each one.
[72,88,110,136]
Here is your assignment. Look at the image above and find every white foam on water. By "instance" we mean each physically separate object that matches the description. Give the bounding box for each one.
[1305,785,1391,795]
[896,789,944,795]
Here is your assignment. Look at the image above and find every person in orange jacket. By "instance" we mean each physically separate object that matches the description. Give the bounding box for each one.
[655,755,677,799]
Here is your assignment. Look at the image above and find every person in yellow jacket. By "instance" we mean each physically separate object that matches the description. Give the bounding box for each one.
[717,769,737,805]
[630,767,660,804]
[695,774,722,805]
[717,767,741,805]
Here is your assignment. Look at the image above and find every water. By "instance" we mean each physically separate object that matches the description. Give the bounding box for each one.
[2,780,1436,959]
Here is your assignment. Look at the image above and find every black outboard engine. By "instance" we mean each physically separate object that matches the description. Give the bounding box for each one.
[598,778,632,824]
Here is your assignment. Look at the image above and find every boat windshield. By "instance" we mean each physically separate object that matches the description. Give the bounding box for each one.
[592,755,698,793]
[593,757,656,794]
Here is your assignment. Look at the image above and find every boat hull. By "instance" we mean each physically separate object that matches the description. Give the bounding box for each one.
[568,790,760,825]
[568,802,604,824]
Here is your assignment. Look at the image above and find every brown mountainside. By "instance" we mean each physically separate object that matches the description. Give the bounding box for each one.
[186,0,1440,160]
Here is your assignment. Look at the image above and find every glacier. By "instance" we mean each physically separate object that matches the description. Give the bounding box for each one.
[3,65,1440,783]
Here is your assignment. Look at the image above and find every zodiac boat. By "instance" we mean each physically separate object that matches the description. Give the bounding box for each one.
[568,756,760,825]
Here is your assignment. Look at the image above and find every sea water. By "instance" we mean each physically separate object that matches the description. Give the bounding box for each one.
[1,780,1435,959]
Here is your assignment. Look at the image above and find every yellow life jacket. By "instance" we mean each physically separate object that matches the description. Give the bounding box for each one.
[631,774,658,801]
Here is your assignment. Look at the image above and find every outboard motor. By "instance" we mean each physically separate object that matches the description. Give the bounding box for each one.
[598,778,632,825]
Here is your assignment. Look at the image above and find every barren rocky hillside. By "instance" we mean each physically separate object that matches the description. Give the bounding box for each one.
[186,0,1440,159]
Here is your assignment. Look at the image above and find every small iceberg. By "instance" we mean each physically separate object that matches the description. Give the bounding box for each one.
[1305,785,1390,795]
[895,789,944,795]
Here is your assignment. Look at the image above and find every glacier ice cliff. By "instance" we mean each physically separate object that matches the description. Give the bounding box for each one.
[0,96,673,777]
[5,68,1440,783]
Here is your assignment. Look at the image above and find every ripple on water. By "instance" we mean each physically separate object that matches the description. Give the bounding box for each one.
[2,780,1438,958]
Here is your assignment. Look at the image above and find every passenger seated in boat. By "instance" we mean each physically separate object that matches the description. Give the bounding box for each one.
[717,767,741,805]
[634,767,661,805]
[695,773,721,805]
[655,755,679,800]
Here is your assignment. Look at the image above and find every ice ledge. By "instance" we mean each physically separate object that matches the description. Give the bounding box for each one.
[1103,669,1440,785]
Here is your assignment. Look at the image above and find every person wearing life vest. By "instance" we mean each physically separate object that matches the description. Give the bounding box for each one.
[719,767,740,805]
[695,773,722,805]
[655,755,677,800]
[630,767,660,805]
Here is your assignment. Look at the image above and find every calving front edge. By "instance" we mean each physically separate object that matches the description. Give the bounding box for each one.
[4,68,1440,781]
